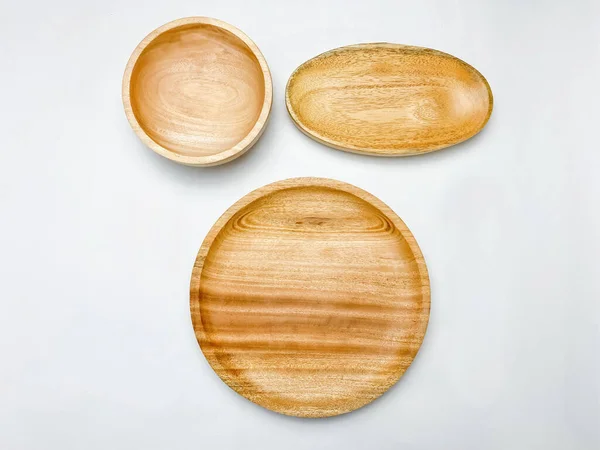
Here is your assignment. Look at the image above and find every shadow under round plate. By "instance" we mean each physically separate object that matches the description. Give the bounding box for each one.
[286,43,493,156]
[122,17,272,166]
[190,178,430,418]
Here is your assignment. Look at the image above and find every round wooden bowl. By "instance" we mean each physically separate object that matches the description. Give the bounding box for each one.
[190,178,430,417]
[122,17,272,166]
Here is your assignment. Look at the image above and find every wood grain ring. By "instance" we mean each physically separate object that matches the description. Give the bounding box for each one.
[190,178,430,417]
[122,17,272,166]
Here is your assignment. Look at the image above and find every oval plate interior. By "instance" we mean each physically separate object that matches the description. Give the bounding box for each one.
[286,44,493,156]
[190,178,430,418]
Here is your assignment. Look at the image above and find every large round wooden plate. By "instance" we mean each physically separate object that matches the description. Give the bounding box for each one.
[190,178,430,417]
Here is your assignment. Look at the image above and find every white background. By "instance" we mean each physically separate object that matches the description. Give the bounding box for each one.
[1,0,599,448]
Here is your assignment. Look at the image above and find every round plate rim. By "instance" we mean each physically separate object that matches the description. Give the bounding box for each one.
[285,42,494,157]
[122,16,273,166]
[190,177,431,418]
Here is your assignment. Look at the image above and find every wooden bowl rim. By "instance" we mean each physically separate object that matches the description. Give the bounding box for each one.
[122,17,273,166]
[285,42,494,157]
[189,177,431,417]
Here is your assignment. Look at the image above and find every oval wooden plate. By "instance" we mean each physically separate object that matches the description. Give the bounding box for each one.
[286,43,493,156]
[190,178,430,417]
[123,17,272,166]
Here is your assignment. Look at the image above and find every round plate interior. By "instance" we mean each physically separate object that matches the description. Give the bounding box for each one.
[123,17,272,166]
[190,178,430,417]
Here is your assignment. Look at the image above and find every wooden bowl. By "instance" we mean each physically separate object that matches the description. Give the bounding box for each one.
[286,43,493,156]
[190,178,430,417]
[123,17,272,166]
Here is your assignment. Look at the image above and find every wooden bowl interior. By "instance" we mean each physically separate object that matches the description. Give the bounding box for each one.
[129,23,266,158]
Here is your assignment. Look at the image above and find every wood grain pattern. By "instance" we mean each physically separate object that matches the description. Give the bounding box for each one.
[190,178,430,417]
[123,17,272,166]
[286,43,493,156]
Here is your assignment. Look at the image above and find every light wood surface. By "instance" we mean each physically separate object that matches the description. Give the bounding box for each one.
[286,43,493,156]
[123,17,272,166]
[190,178,430,417]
